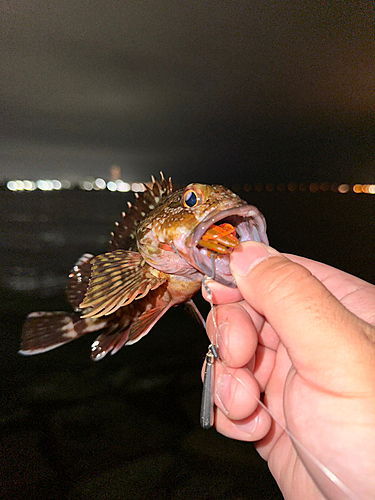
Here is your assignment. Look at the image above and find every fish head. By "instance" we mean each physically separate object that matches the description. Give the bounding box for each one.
[136,183,268,287]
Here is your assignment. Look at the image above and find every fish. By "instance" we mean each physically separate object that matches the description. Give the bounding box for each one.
[20,173,268,361]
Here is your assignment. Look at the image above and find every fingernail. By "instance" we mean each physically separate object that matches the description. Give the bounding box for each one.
[230,242,278,277]
[237,413,260,436]
[216,373,237,415]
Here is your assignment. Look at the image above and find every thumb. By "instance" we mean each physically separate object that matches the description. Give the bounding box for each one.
[229,242,375,391]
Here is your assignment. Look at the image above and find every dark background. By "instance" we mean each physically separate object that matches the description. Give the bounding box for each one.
[1,1,375,185]
[1,2,375,499]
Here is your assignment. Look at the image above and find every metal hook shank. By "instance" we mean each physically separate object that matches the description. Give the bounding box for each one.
[200,344,218,429]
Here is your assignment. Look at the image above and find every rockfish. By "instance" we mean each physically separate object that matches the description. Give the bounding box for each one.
[20,173,268,361]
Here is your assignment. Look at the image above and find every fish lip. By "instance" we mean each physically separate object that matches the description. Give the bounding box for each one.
[187,205,269,287]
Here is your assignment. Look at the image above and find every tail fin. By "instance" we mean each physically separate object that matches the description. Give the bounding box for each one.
[19,311,107,355]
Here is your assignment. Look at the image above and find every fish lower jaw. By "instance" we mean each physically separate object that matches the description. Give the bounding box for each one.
[193,247,235,287]
[190,207,269,287]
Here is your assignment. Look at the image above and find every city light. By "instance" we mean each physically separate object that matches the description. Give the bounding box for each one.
[131,182,145,192]
[116,180,131,192]
[83,181,93,191]
[4,178,375,194]
[36,180,55,191]
[94,178,106,190]
[7,181,18,191]
[106,181,117,192]
[338,184,350,193]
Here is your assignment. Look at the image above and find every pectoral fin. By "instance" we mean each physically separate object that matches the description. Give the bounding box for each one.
[80,250,167,318]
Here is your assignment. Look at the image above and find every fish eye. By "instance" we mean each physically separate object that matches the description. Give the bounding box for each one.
[181,185,206,209]
[183,190,198,208]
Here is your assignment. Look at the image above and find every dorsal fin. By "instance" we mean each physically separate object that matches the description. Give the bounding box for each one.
[110,172,173,251]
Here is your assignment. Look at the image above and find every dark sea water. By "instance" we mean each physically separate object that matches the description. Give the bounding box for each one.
[1,188,374,499]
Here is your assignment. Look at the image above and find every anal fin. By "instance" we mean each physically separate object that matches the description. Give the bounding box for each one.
[127,303,174,345]
[90,326,131,361]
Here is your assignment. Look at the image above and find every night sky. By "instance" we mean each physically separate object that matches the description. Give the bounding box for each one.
[1,1,374,185]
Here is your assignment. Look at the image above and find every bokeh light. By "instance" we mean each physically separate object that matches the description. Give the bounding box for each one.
[131,183,145,192]
[338,184,350,193]
[5,178,375,195]
[36,180,53,191]
[309,183,320,193]
[23,180,36,191]
[95,178,106,190]
[116,180,131,192]
[107,181,117,192]
[7,180,18,191]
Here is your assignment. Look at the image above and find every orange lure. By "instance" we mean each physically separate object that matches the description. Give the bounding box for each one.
[199,223,239,254]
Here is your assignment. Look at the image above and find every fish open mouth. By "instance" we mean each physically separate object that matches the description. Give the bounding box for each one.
[186,205,269,287]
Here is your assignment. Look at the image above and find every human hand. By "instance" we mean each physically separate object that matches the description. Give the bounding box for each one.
[202,241,375,500]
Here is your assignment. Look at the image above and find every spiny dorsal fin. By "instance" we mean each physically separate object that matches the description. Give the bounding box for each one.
[80,250,168,318]
[110,172,173,251]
